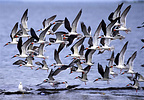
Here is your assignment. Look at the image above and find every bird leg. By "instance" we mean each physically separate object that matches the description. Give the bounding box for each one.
[30,67,33,70]
[113,75,115,78]
[120,69,122,74]
[85,82,86,85]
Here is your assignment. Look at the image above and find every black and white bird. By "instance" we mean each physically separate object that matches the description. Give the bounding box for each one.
[35,60,49,72]
[64,9,82,36]
[121,51,137,76]
[75,65,91,85]
[4,22,19,46]
[114,41,128,73]
[94,63,111,84]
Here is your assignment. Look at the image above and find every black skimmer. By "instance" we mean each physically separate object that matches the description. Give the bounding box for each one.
[4,22,18,46]
[86,20,102,50]
[114,41,128,73]
[108,3,123,26]
[75,65,91,85]
[21,9,29,32]
[84,49,96,65]
[50,49,64,67]
[12,37,34,58]
[94,63,111,84]
[35,60,49,72]
[114,5,131,33]
[69,59,84,73]
[64,9,82,36]
[30,23,54,44]
[81,22,91,37]
[65,35,78,47]
[35,43,48,59]
[126,78,139,92]
[46,31,67,45]
[137,73,144,82]
[57,42,65,53]
[37,15,57,35]
[107,51,118,77]
[51,59,76,76]
[121,51,137,76]
[65,37,85,58]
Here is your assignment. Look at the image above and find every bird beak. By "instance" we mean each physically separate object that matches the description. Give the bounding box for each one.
[53,22,55,24]
[74,77,78,79]
[50,64,53,66]
[62,82,65,84]
[93,79,98,82]
[141,46,144,50]
[65,55,69,58]
[11,55,16,58]
[63,37,66,40]
[35,68,39,71]
[121,72,125,75]
[15,35,19,38]
[37,29,41,32]
[126,84,129,86]
[4,43,8,47]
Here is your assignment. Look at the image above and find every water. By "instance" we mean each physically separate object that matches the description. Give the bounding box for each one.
[0,1,144,100]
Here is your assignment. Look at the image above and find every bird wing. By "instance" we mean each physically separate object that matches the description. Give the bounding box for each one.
[10,22,18,40]
[54,49,62,64]
[93,20,102,46]
[66,35,77,47]
[30,28,39,41]
[98,63,104,78]
[79,44,84,55]
[52,20,64,32]
[120,5,131,27]
[84,65,91,74]
[106,18,119,36]
[141,39,144,43]
[58,43,65,53]
[114,53,120,65]
[17,37,22,54]
[21,9,28,29]
[22,37,34,55]
[128,51,137,71]
[101,19,106,36]
[45,15,56,28]
[104,66,110,79]
[81,22,89,36]
[88,37,93,47]
[39,24,53,41]
[85,49,96,63]
[113,3,123,20]
[71,37,85,54]
[64,17,72,32]
[71,9,82,33]
[119,41,128,65]
[38,43,45,55]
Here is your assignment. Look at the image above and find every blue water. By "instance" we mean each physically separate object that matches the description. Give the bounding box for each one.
[0,1,144,100]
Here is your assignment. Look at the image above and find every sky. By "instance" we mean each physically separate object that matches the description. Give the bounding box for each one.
[0,0,141,2]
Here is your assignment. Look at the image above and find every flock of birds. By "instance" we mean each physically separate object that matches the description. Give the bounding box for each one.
[4,3,144,92]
